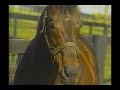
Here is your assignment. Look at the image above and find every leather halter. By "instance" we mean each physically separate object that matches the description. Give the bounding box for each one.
[39,10,80,71]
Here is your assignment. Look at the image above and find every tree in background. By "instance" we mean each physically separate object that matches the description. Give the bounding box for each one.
[92,5,111,25]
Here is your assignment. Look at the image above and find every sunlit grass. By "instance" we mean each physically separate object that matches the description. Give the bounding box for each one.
[9,19,36,39]
[80,25,111,37]
[9,6,40,16]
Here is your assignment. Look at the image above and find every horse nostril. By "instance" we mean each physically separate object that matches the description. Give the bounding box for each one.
[64,65,79,78]
[64,66,71,77]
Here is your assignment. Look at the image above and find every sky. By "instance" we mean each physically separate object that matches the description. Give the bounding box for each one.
[78,5,111,15]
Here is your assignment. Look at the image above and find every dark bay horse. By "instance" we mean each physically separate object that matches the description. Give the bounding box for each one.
[14,5,99,85]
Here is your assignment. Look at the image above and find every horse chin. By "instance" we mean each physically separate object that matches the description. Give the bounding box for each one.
[60,70,77,85]
[60,68,69,80]
[59,67,80,85]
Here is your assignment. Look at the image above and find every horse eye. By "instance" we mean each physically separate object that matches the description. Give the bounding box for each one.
[49,18,53,22]
[49,23,54,28]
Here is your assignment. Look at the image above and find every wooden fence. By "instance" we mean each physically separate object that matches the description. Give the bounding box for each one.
[9,35,111,85]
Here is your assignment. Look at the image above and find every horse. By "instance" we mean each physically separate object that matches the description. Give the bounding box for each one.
[14,5,99,85]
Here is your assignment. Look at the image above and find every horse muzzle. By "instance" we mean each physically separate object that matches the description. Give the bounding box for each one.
[60,65,80,84]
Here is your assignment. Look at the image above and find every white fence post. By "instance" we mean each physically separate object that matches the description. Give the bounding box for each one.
[93,35,107,85]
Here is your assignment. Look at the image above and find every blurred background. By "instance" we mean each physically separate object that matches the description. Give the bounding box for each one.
[9,5,111,85]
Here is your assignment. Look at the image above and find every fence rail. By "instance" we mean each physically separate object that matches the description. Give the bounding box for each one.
[9,13,111,27]
[9,35,111,85]
[9,13,111,36]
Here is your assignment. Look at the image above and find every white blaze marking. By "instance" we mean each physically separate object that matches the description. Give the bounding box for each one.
[66,18,69,21]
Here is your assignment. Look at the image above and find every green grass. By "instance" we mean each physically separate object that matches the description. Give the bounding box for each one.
[9,6,40,16]
[9,19,36,39]
[80,25,111,37]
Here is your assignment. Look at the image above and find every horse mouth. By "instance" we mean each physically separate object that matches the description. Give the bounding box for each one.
[60,68,78,85]
[60,68,69,80]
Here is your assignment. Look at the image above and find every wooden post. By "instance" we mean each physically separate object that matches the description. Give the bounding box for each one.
[13,15,17,36]
[93,35,107,85]
[103,25,108,36]
[89,25,92,35]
